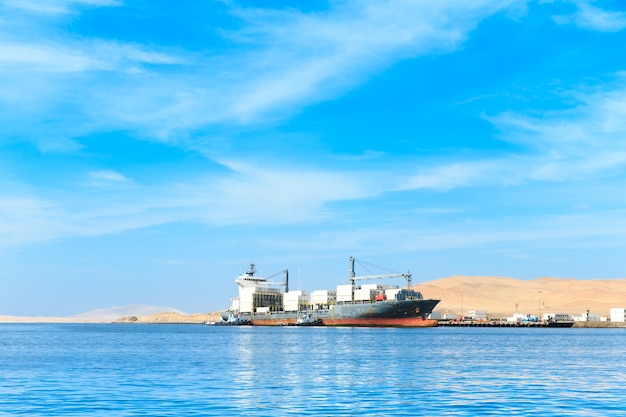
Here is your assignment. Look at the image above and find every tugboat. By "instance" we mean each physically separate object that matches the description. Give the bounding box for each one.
[295,313,324,326]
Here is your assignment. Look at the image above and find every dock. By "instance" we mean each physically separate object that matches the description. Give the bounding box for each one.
[438,320,574,328]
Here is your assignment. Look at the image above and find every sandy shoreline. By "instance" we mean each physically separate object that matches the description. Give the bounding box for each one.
[1,315,624,328]
[0,316,111,323]
[0,312,222,324]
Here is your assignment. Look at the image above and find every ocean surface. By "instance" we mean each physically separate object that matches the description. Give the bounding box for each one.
[1,324,625,416]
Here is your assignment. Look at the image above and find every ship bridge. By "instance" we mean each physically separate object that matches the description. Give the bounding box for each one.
[232,263,289,313]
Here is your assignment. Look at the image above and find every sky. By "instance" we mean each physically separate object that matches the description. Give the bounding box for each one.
[1,0,626,316]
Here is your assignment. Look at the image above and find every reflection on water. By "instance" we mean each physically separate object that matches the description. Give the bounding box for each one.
[1,324,626,416]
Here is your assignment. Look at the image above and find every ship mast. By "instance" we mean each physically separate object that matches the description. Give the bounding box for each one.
[283,269,289,293]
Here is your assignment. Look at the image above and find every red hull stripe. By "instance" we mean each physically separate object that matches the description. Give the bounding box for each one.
[252,317,438,327]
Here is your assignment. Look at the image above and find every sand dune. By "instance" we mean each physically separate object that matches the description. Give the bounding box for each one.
[116,312,221,324]
[70,304,188,321]
[0,311,222,324]
[413,276,626,318]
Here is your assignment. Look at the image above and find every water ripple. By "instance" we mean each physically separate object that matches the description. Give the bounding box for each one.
[1,325,626,416]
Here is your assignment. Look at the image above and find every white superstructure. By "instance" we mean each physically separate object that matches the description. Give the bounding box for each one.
[231,263,287,314]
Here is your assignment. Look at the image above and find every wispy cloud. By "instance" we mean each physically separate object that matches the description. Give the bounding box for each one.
[2,0,624,255]
[4,0,121,15]
[176,159,385,225]
[553,1,626,32]
[4,77,626,249]
[395,79,626,192]
[0,160,382,248]
[87,170,132,188]
[490,83,626,180]
[0,0,523,148]
[0,40,185,73]
[188,0,522,125]
[398,160,512,191]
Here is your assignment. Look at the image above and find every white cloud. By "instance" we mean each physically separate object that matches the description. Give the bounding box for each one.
[5,80,626,248]
[89,170,128,182]
[553,1,626,32]
[177,159,383,224]
[0,41,185,73]
[218,0,521,124]
[0,192,178,249]
[389,81,626,192]
[253,207,626,259]
[0,197,66,247]
[3,0,625,254]
[0,0,524,146]
[398,160,512,191]
[4,0,121,15]
[0,43,101,72]
[490,85,626,178]
[0,160,383,248]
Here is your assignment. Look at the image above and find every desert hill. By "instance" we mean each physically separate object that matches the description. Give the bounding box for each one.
[413,276,626,318]
[70,304,188,321]
[116,311,221,324]
[0,305,191,323]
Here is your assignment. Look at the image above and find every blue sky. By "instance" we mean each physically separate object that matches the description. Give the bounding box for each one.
[1,0,626,316]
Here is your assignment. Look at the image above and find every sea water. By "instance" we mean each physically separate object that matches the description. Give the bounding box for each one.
[1,324,625,416]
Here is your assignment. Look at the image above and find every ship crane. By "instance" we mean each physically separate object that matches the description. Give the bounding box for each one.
[267,269,290,293]
[349,256,413,289]
[237,263,289,292]
[350,272,413,288]
[259,268,290,293]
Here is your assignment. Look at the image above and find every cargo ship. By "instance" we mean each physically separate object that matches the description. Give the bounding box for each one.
[221,257,440,327]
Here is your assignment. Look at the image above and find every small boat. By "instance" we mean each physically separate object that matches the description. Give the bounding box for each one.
[295,313,324,326]
[206,312,252,326]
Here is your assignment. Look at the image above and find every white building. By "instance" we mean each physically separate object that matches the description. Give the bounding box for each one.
[569,311,600,322]
[429,311,442,320]
[543,313,575,321]
[468,310,487,320]
[507,313,538,323]
[610,308,626,322]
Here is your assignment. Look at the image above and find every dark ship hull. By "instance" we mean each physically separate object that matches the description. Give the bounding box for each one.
[248,298,440,327]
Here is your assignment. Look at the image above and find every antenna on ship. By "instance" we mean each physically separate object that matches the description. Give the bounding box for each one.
[405,270,412,290]
[349,256,356,303]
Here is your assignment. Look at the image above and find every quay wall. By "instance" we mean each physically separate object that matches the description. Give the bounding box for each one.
[572,321,626,328]
[438,320,626,328]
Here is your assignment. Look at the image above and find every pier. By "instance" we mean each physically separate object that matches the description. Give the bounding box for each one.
[437,320,573,328]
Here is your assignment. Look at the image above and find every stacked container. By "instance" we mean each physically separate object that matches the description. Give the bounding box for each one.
[310,290,337,309]
[283,290,309,312]
[336,284,354,303]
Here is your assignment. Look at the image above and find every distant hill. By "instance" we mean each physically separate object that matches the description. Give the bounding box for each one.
[70,304,188,321]
[116,311,222,324]
[413,276,626,318]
